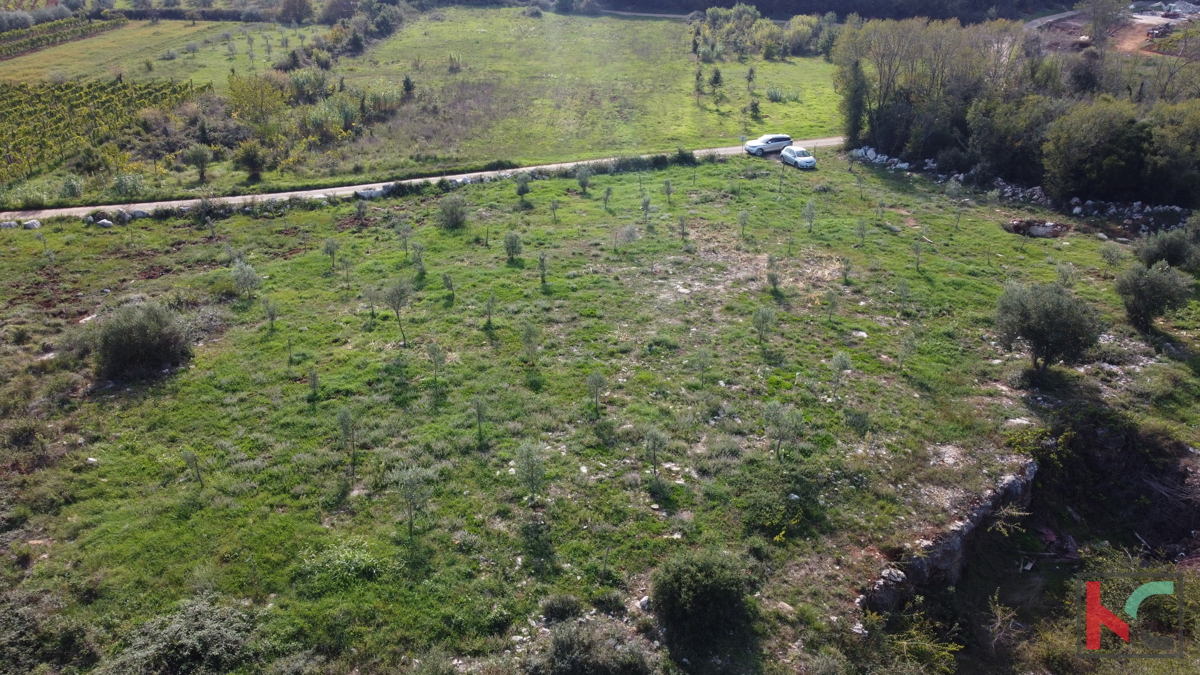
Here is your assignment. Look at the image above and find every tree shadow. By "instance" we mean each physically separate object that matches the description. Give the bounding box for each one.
[506,258,526,270]
[524,368,544,392]
[519,514,558,578]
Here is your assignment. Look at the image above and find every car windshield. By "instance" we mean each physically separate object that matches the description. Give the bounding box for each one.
[756,135,774,142]
[797,150,811,157]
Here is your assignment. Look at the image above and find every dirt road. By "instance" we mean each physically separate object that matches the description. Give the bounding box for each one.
[0,137,844,222]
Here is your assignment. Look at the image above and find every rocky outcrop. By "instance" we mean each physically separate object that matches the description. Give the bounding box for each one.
[864,459,1038,612]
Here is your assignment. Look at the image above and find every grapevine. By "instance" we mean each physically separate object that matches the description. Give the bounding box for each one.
[0,79,206,185]
[0,18,126,60]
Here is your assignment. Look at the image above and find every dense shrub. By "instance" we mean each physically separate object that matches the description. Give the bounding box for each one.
[97,598,256,675]
[437,193,468,229]
[650,550,756,654]
[525,622,657,675]
[1114,261,1195,331]
[92,302,192,378]
[1134,228,1198,270]
[540,594,583,623]
[995,282,1101,376]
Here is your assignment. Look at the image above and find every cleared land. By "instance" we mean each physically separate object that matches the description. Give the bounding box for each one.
[2,153,1197,672]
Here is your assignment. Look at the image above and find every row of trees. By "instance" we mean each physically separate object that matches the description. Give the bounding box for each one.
[690,4,838,60]
[834,15,1200,205]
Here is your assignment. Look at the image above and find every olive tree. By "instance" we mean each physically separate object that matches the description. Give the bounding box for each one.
[995,282,1101,376]
[504,231,523,262]
[382,279,413,346]
[576,165,592,195]
[762,400,803,462]
[752,306,776,344]
[471,395,488,448]
[184,144,213,182]
[515,441,546,499]
[643,426,668,478]
[586,372,606,414]
[1114,261,1194,331]
[232,260,260,297]
[390,466,435,537]
[322,238,340,270]
[515,172,532,204]
[437,193,468,230]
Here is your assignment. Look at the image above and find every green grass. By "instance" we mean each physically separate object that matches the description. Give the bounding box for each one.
[1,153,1197,672]
[0,10,839,207]
[0,20,306,87]
[338,8,840,165]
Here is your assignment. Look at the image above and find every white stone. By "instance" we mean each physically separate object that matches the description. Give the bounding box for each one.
[22,220,41,229]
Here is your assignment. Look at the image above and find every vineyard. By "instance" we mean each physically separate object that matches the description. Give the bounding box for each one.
[0,79,200,185]
[0,16,125,59]
[0,0,55,9]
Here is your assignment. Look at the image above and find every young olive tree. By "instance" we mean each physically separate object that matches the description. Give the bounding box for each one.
[830,351,851,392]
[823,288,839,324]
[410,242,426,277]
[504,231,523,262]
[390,466,435,537]
[262,297,278,330]
[442,273,455,301]
[576,165,592,195]
[603,186,613,210]
[643,426,668,479]
[762,400,803,463]
[382,279,414,346]
[521,321,540,364]
[515,173,532,204]
[752,307,776,344]
[233,260,260,297]
[803,199,816,233]
[515,441,546,499]
[395,220,414,259]
[586,372,606,414]
[538,252,548,284]
[322,238,340,270]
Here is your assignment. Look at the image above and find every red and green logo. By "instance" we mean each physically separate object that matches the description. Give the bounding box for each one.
[1078,573,1183,658]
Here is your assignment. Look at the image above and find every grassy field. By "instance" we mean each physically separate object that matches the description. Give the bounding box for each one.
[0,20,306,87]
[0,10,839,208]
[337,8,840,165]
[2,151,1198,673]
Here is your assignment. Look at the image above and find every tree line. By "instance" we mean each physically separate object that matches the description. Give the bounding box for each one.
[608,0,1058,24]
[834,15,1200,206]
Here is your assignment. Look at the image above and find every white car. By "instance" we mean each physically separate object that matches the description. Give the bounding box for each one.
[781,146,816,169]
[744,134,792,156]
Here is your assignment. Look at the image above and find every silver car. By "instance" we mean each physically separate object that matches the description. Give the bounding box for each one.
[781,146,816,169]
[744,134,792,156]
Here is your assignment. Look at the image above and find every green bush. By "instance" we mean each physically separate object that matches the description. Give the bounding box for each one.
[1114,261,1195,331]
[994,282,1101,376]
[97,597,255,675]
[540,594,583,623]
[91,302,192,379]
[649,550,756,654]
[1134,228,1198,270]
[524,622,657,675]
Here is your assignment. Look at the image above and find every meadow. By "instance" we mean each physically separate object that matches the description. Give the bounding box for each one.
[2,150,1198,674]
[0,19,320,90]
[0,9,840,207]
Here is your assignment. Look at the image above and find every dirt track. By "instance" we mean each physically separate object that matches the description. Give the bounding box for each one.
[0,137,844,221]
